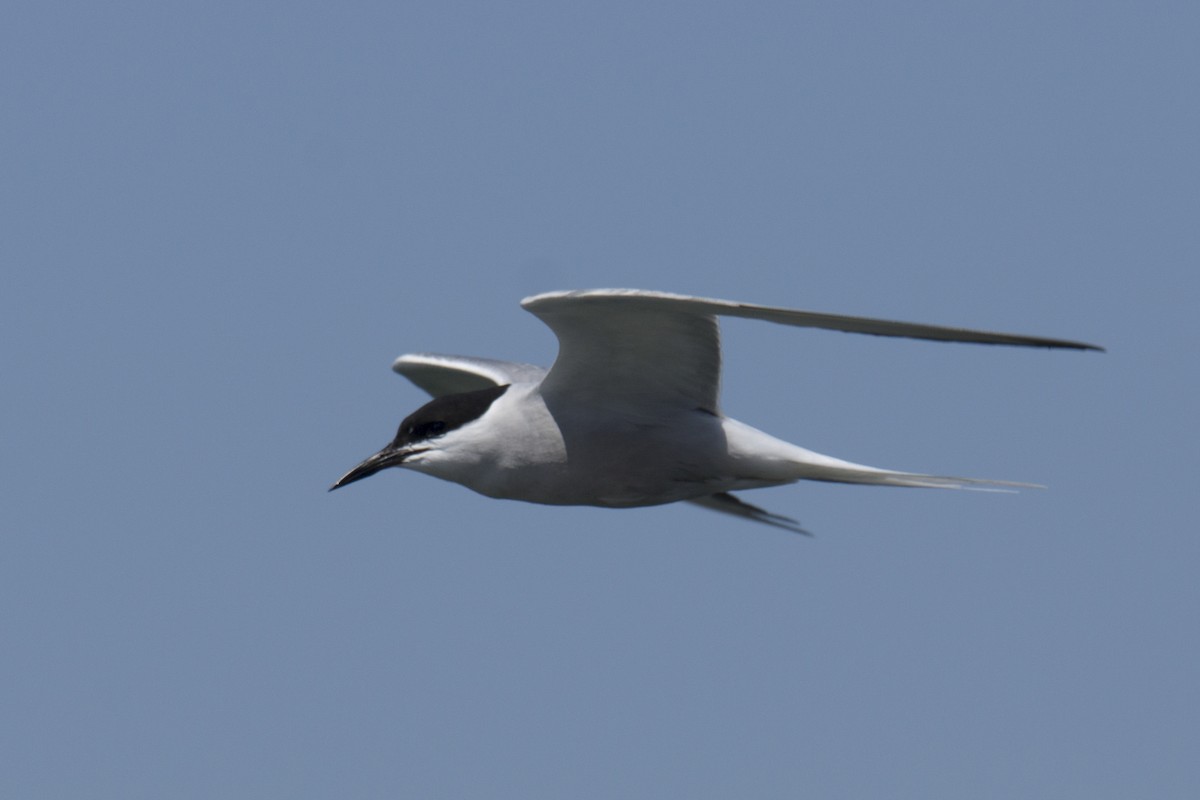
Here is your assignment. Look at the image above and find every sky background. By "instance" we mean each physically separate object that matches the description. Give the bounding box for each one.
[3,1,1197,797]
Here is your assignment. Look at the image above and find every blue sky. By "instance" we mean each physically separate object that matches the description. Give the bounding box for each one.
[3,2,1197,797]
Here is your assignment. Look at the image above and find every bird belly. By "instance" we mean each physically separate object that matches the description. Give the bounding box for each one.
[455,409,738,507]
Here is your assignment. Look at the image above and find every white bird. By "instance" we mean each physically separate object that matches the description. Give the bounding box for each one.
[331,289,1102,533]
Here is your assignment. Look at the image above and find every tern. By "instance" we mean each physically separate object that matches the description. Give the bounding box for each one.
[331,289,1102,533]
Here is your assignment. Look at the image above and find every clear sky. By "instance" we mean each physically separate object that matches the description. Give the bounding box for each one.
[3,2,1196,797]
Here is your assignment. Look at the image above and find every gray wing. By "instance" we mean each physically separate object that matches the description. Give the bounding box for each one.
[522,289,1102,413]
[688,493,812,536]
[392,353,547,398]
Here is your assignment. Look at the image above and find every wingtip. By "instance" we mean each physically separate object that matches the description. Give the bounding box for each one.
[1055,340,1106,353]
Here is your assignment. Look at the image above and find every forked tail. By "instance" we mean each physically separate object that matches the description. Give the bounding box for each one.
[788,463,1041,492]
[722,418,1042,493]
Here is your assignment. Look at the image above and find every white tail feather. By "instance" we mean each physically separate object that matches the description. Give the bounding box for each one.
[797,467,1041,492]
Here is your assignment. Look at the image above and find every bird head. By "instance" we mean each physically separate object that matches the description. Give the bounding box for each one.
[329,384,510,491]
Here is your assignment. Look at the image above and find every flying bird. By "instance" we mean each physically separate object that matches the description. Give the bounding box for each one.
[331,289,1102,533]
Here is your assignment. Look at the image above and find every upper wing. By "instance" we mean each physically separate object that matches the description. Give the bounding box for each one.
[521,289,1103,413]
[392,353,547,398]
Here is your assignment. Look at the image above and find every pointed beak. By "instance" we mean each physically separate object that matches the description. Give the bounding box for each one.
[328,445,423,491]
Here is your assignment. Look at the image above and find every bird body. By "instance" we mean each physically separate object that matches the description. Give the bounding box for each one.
[332,289,1101,533]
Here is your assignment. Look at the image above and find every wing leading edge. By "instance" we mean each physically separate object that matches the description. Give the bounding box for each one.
[521,289,1102,413]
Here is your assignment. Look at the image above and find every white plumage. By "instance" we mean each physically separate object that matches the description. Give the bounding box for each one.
[333,289,1102,533]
